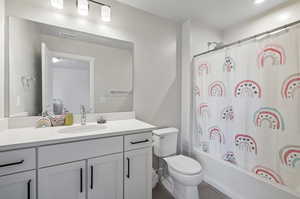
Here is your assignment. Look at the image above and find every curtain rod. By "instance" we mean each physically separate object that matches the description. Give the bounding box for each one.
[193,19,300,58]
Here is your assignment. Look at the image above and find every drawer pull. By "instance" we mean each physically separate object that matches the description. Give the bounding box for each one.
[126,157,130,179]
[0,160,24,168]
[80,168,83,193]
[130,139,150,145]
[90,166,94,189]
[27,179,31,199]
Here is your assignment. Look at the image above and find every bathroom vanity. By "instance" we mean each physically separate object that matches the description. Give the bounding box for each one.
[0,119,155,199]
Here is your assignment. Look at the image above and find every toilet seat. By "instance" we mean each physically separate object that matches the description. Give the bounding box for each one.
[164,155,202,175]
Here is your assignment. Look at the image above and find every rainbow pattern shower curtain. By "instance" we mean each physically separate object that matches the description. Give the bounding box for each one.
[192,26,300,193]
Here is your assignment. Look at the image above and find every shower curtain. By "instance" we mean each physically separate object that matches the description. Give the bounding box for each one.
[192,26,300,193]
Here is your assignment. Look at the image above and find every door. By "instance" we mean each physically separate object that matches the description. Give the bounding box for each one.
[38,161,85,199]
[0,171,35,199]
[88,153,123,199]
[124,147,152,199]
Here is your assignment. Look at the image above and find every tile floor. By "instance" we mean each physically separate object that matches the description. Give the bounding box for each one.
[152,182,230,199]
[152,183,174,199]
[199,183,230,199]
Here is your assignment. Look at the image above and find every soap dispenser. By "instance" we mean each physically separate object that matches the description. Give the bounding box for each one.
[64,109,74,126]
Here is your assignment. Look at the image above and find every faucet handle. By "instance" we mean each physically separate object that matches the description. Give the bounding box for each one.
[97,116,107,124]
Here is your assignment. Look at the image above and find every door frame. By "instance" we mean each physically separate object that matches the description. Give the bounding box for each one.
[42,48,95,113]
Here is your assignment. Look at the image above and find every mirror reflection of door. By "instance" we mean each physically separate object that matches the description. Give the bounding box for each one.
[42,43,95,114]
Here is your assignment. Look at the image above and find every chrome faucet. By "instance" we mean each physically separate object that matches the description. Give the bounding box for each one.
[80,105,86,125]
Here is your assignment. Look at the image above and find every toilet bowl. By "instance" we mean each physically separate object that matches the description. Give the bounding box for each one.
[164,155,203,199]
[152,128,203,199]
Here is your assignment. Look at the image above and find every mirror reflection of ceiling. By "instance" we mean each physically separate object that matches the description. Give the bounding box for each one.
[38,22,133,50]
[116,0,292,29]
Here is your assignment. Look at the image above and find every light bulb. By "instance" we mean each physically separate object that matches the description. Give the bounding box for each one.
[101,5,111,22]
[51,0,64,9]
[254,0,265,5]
[77,0,89,16]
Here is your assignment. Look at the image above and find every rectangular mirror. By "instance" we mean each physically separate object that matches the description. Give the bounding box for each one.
[7,16,134,117]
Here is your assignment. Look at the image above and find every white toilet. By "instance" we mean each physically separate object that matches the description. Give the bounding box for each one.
[153,128,203,199]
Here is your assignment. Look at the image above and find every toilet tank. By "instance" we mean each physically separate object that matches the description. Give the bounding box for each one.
[152,128,179,157]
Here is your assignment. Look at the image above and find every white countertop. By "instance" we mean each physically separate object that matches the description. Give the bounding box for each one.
[0,119,156,151]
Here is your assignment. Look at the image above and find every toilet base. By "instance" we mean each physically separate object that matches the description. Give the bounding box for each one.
[173,181,199,199]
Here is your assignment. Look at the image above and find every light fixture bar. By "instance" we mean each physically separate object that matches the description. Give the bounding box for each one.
[101,5,111,22]
[75,0,112,21]
[87,0,111,22]
[88,0,111,7]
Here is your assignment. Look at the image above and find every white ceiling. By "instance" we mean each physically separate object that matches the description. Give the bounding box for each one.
[116,0,291,29]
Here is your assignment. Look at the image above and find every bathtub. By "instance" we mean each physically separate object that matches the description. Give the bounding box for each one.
[192,148,300,199]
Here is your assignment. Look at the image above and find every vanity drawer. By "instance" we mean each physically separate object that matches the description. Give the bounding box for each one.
[38,136,123,168]
[0,148,36,176]
[125,132,152,151]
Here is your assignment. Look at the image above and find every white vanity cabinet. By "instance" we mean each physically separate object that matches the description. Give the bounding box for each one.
[0,129,153,199]
[124,147,152,199]
[87,154,123,199]
[0,171,35,199]
[38,161,86,199]
[37,136,124,199]
[0,149,36,199]
[39,154,124,199]
[124,133,153,199]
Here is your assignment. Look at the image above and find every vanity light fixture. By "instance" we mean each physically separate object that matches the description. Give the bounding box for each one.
[51,0,64,9]
[77,0,89,16]
[89,0,112,22]
[51,0,111,21]
[254,0,265,5]
[101,5,111,22]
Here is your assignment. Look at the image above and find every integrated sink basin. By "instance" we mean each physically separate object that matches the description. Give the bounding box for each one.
[58,124,107,134]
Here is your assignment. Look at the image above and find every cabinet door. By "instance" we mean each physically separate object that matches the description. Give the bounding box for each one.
[38,161,85,199]
[124,147,152,199]
[87,153,123,199]
[0,171,35,199]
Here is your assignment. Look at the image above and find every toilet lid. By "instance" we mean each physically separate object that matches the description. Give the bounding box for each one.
[164,155,202,175]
